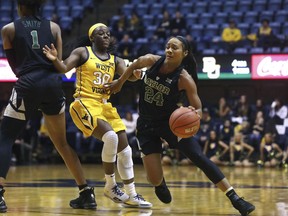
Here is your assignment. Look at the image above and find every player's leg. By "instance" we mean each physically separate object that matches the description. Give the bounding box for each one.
[142,153,172,204]
[0,116,27,213]
[178,138,255,216]
[44,112,96,209]
[116,131,152,208]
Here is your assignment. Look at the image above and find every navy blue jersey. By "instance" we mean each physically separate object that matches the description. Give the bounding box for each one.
[138,56,185,120]
[13,16,56,77]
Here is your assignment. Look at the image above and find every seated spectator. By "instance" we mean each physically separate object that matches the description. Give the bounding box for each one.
[221,20,242,53]
[117,33,134,58]
[127,11,144,40]
[255,19,280,50]
[249,111,265,154]
[111,13,128,41]
[169,11,187,36]
[230,132,254,167]
[216,97,232,120]
[219,119,234,146]
[185,34,198,55]
[155,10,171,40]
[203,130,229,166]
[258,132,283,168]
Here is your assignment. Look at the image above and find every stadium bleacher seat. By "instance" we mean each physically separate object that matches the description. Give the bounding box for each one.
[135,4,149,17]
[214,12,228,25]
[250,47,264,53]
[56,6,70,17]
[274,10,288,23]
[192,2,207,13]
[259,11,274,22]
[42,5,55,19]
[121,4,134,17]
[243,11,259,24]
[179,2,193,16]
[222,1,237,13]
[238,1,252,12]
[267,0,283,11]
[207,1,222,14]
[54,0,68,7]
[199,13,213,25]
[71,5,84,19]
[142,14,154,27]
[252,0,267,12]
[238,23,251,35]
[229,11,243,23]
[234,47,248,54]
[186,13,198,26]
[165,3,179,15]
[149,3,163,16]
[59,16,73,31]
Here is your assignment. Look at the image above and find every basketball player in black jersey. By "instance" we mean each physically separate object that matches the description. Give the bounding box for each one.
[106,36,255,216]
[0,0,96,212]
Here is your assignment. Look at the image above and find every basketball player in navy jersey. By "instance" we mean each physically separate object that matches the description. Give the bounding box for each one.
[0,0,96,212]
[106,36,255,216]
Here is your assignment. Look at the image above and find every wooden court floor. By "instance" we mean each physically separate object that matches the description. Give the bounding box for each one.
[1,164,288,216]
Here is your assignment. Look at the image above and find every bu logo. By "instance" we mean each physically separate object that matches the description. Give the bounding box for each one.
[82,114,88,121]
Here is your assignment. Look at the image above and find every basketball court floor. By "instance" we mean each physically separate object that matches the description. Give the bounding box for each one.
[2,164,288,216]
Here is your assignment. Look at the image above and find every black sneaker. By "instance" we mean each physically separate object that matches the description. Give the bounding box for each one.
[231,197,255,216]
[0,189,7,213]
[154,184,172,204]
[70,187,97,209]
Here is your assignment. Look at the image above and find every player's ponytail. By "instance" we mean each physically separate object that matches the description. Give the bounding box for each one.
[175,36,198,85]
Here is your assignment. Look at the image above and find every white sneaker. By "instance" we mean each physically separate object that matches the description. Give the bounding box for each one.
[122,194,152,209]
[104,185,129,203]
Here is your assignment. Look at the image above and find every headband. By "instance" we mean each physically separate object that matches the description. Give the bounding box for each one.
[175,36,189,51]
[88,23,107,38]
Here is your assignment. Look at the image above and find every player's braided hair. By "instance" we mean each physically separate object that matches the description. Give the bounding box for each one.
[175,36,198,85]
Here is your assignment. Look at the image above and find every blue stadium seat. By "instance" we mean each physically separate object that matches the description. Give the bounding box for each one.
[250,47,264,53]
[283,47,288,53]
[130,0,142,4]
[69,0,81,6]
[269,47,281,53]
[237,23,250,35]
[0,6,12,19]
[135,4,149,17]
[229,11,243,23]
[252,0,267,12]
[185,13,198,27]
[71,5,84,19]
[283,1,288,10]
[282,23,288,35]
[269,22,282,34]
[179,2,193,16]
[0,0,13,8]
[213,12,228,25]
[207,1,222,14]
[222,1,237,12]
[149,3,164,16]
[142,14,154,27]
[121,4,134,17]
[59,16,73,31]
[165,3,179,15]
[205,24,220,38]
[237,1,252,12]
[189,24,204,39]
[42,5,55,19]
[267,0,282,11]
[259,11,274,22]
[192,2,207,13]
[145,25,157,38]
[243,11,259,24]
[56,6,70,17]
[234,47,248,54]
[202,49,216,55]
[199,13,213,25]
[274,10,288,23]
[81,0,94,9]
[54,0,68,7]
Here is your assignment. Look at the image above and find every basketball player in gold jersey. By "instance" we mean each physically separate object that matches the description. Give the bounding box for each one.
[43,23,152,208]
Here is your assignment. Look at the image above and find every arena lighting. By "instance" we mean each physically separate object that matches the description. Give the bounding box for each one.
[1,55,288,82]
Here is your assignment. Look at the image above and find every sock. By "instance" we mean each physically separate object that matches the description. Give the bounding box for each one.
[78,184,88,191]
[105,173,116,188]
[124,182,137,197]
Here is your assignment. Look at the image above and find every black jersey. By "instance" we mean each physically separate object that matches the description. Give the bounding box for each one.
[13,16,56,77]
[138,56,185,120]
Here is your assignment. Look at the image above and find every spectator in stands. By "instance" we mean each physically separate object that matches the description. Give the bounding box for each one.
[117,33,134,58]
[258,132,283,168]
[217,97,232,120]
[255,19,280,51]
[185,34,198,55]
[155,10,171,40]
[111,13,128,41]
[219,119,234,147]
[234,95,250,122]
[169,11,187,36]
[230,132,254,167]
[221,20,242,53]
[203,130,229,166]
[249,111,265,158]
[127,11,144,41]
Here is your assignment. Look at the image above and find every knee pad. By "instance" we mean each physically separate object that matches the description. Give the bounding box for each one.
[101,131,118,163]
[117,145,134,180]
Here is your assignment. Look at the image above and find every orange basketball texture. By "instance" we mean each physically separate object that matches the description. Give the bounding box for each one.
[169,107,200,138]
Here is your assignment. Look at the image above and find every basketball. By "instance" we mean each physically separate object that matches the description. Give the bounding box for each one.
[169,107,200,138]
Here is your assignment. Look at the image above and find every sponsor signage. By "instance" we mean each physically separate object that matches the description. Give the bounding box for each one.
[1,54,288,82]
[251,54,288,80]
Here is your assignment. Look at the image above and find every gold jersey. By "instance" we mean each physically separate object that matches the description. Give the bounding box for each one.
[73,46,116,101]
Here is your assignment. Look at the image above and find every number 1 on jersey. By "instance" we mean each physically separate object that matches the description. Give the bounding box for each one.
[30,30,40,49]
